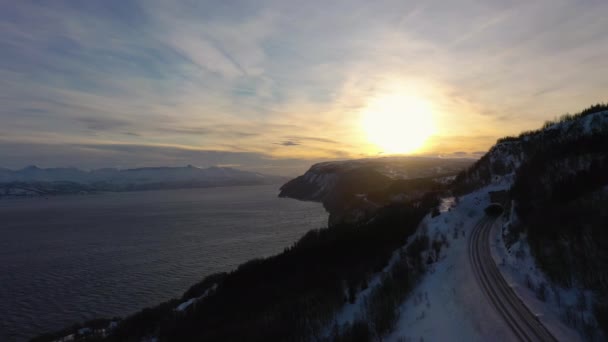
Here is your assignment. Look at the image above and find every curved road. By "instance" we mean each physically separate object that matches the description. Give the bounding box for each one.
[468,217,557,342]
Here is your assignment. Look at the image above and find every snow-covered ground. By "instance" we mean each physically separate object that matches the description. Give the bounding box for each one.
[380,178,596,341]
[386,184,519,341]
[326,183,519,341]
[175,284,217,312]
[491,208,592,341]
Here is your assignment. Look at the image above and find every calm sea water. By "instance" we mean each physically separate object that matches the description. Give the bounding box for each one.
[0,185,328,341]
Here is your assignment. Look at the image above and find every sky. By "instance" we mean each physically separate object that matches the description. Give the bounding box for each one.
[1,1,607,175]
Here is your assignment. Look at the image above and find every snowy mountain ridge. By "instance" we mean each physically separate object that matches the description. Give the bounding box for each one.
[0,165,287,196]
[0,165,279,184]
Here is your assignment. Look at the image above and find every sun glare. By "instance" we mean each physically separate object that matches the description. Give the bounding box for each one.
[360,92,435,154]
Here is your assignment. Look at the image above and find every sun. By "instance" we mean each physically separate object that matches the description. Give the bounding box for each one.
[360,92,435,154]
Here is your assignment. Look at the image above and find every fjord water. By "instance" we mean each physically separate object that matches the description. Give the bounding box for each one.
[0,185,328,341]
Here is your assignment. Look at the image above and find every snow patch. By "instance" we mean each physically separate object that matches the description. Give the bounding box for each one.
[175,284,217,312]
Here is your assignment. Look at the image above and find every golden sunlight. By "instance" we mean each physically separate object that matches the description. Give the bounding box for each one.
[360,92,435,154]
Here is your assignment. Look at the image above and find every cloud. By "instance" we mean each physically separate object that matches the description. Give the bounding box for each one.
[1,0,607,170]
[78,117,131,131]
[0,140,326,176]
[163,126,260,138]
[275,140,300,146]
[283,136,340,144]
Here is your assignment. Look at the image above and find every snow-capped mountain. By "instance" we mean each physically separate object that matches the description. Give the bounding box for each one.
[0,165,287,196]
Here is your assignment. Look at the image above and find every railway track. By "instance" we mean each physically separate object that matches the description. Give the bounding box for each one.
[468,217,557,342]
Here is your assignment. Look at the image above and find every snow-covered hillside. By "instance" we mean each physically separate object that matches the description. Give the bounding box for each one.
[454,110,608,193]
[379,107,608,341]
[387,184,520,341]
[323,176,586,340]
[320,107,608,341]
[382,184,583,341]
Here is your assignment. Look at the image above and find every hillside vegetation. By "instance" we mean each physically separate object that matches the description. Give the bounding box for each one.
[34,193,440,342]
[453,103,608,194]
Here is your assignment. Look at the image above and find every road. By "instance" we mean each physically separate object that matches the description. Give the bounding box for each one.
[468,217,558,342]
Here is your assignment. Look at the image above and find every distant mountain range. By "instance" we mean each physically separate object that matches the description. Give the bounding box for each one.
[0,165,288,197]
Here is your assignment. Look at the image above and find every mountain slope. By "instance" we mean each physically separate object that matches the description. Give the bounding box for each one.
[279,157,472,225]
[450,103,608,340]
[280,157,472,202]
[453,105,608,194]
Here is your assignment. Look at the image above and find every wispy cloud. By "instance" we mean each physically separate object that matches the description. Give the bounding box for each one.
[1,1,607,173]
[78,117,131,131]
[0,140,326,176]
[275,140,300,146]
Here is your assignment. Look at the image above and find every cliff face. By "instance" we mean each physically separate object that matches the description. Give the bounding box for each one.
[278,164,341,202]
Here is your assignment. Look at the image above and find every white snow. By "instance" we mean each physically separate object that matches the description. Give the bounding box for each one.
[175,284,217,312]
[323,181,528,341]
[384,181,595,341]
[176,298,197,312]
[491,206,593,341]
[387,184,518,342]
